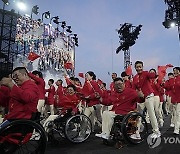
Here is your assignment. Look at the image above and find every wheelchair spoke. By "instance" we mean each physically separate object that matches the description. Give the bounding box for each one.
[121,112,148,144]
[64,114,92,143]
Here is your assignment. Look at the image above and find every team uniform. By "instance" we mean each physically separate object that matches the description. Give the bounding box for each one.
[133,71,160,135]
[96,88,141,139]
[28,72,45,114]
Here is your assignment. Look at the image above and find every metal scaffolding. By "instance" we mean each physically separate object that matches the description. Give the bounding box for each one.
[0,9,19,73]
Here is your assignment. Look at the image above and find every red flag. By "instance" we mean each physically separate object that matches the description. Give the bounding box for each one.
[125,65,132,76]
[28,52,40,61]
[78,73,84,78]
[64,62,73,69]
[166,64,174,68]
[97,79,103,85]
[158,64,173,81]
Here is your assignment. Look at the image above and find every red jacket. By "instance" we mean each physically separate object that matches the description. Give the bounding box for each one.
[168,76,180,103]
[133,71,155,98]
[82,80,102,107]
[150,79,160,96]
[164,79,172,97]
[28,72,45,99]
[5,80,39,120]
[59,94,80,111]
[102,88,139,115]
[46,85,55,105]
[0,86,10,108]
[110,82,115,93]
[55,85,65,107]
[125,80,132,88]
[159,85,165,102]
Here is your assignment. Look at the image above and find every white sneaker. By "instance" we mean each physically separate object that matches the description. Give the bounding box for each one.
[170,124,175,127]
[136,133,141,139]
[95,133,105,138]
[173,130,179,135]
[130,133,141,140]
[150,132,161,138]
[101,134,110,140]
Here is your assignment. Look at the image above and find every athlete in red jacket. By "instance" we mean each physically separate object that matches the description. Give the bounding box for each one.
[0,67,39,128]
[45,79,55,115]
[133,61,160,138]
[95,77,144,140]
[28,71,45,115]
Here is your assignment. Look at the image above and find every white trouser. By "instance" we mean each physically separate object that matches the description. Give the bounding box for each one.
[84,106,96,130]
[101,111,117,136]
[100,105,113,118]
[154,96,164,124]
[144,95,159,133]
[100,105,108,117]
[167,96,176,125]
[174,103,180,133]
[159,102,164,124]
[171,104,176,125]
[166,95,171,113]
[37,99,45,114]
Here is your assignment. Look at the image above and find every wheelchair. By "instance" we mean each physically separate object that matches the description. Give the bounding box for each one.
[44,109,92,144]
[0,119,47,154]
[103,111,148,147]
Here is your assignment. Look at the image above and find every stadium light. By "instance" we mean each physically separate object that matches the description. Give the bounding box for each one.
[66,26,72,33]
[162,0,180,41]
[42,11,51,22]
[16,0,26,11]
[31,5,39,18]
[2,0,9,5]
[50,16,59,24]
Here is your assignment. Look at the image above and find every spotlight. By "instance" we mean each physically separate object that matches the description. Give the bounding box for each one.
[2,0,9,5]
[44,11,50,19]
[66,26,72,33]
[61,21,66,28]
[162,19,178,28]
[32,5,39,15]
[53,16,59,24]
[170,22,176,27]
[72,34,78,46]
[42,11,51,22]
[132,24,142,39]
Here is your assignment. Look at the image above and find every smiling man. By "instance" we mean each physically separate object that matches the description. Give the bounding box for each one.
[95,77,144,140]
[0,67,39,128]
[133,61,160,138]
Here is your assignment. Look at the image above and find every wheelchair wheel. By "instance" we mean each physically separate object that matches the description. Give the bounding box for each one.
[121,112,148,144]
[64,114,92,143]
[0,119,47,154]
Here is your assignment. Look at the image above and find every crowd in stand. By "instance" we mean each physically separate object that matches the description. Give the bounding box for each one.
[0,61,180,142]
[16,15,74,74]
[16,16,42,42]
